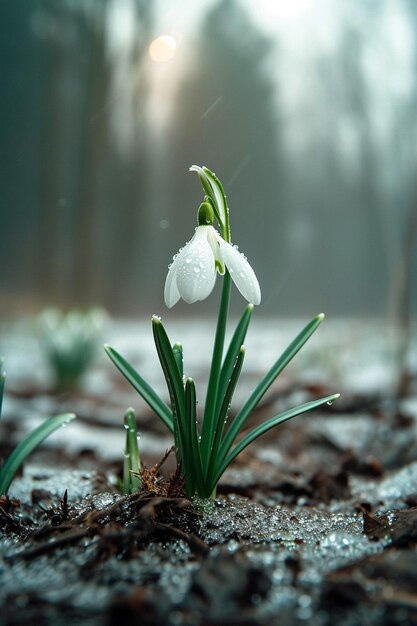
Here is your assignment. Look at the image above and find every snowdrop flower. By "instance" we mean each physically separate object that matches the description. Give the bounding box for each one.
[164,202,261,307]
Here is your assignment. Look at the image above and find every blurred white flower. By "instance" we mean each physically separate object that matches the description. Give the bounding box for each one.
[164,225,261,307]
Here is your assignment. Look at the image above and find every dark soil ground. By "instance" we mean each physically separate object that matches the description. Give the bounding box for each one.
[1,319,417,625]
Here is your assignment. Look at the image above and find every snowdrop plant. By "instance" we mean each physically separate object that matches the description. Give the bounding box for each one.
[39,308,108,391]
[0,359,76,495]
[106,166,339,499]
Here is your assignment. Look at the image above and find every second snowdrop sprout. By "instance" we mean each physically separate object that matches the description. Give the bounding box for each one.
[106,165,339,499]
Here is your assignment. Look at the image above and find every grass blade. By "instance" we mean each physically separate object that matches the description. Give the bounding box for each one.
[213,394,340,487]
[104,344,173,433]
[219,314,325,461]
[0,413,76,495]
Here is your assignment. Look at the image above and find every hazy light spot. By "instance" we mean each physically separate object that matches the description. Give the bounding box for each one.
[159,219,170,229]
[149,35,177,63]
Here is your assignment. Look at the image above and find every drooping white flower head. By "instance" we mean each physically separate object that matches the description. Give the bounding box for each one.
[164,202,261,308]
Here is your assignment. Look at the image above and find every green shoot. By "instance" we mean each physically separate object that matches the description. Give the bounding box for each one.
[123,408,141,494]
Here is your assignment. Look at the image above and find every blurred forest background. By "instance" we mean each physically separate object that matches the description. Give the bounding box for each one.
[1,0,417,321]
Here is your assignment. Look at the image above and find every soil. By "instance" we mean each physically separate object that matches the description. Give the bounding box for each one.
[1,319,417,625]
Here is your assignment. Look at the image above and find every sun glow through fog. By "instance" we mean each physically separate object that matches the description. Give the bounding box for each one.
[149,35,177,63]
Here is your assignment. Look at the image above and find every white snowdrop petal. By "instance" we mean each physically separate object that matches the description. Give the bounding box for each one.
[164,259,181,308]
[176,230,217,303]
[218,238,261,305]
[164,238,194,307]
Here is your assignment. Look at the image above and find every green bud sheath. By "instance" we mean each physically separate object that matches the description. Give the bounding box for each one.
[198,201,215,226]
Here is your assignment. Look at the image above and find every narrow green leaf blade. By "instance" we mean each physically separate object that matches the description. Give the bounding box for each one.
[207,346,246,490]
[213,394,340,487]
[215,304,253,419]
[104,344,173,433]
[0,413,76,495]
[152,317,187,454]
[200,272,231,470]
[185,378,206,497]
[152,317,185,419]
[219,314,325,460]
[172,342,184,379]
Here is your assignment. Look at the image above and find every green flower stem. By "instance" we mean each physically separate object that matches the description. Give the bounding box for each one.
[200,271,232,471]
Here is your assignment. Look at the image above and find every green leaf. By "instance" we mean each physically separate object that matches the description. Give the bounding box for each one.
[207,346,246,490]
[0,413,76,495]
[104,344,173,433]
[185,378,205,497]
[152,317,189,471]
[219,314,325,461]
[152,318,185,420]
[215,304,253,419]
[200,272,231,470]
[212,394,340,488]
[172,342,184,379]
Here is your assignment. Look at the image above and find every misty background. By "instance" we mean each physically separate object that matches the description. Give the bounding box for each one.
[1,0,417,323]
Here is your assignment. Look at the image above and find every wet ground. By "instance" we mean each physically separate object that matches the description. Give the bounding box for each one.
[0,317,416,625]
